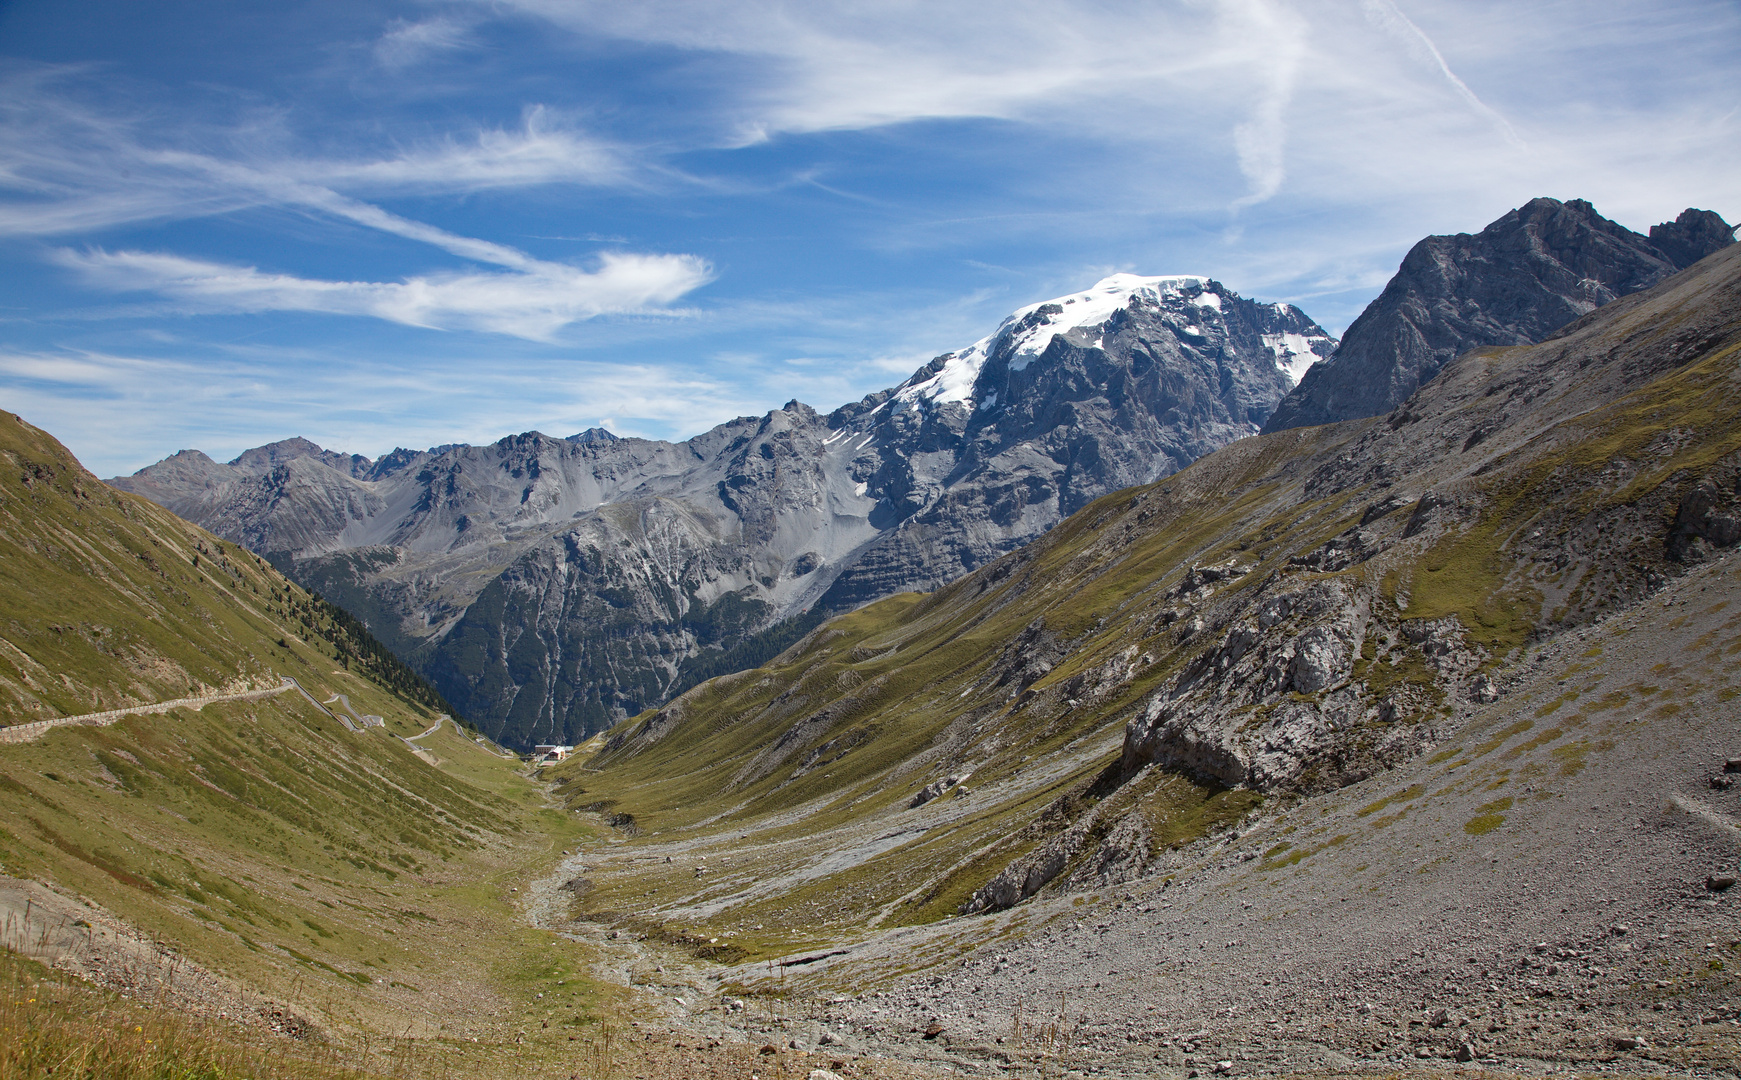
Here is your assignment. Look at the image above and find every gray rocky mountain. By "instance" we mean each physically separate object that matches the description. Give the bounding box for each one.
[542,240,1741,1079]
[578,225,1741,945]
[1262,198,1735,433]
[111,274,1333,748]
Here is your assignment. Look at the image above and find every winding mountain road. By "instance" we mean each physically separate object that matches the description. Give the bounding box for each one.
[0,681,294,745]
[321,692,383,732]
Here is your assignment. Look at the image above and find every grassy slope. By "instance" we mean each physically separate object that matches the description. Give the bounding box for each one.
[548,428,1354,955]
[0,411,619,1073]
[551,243,1741,960]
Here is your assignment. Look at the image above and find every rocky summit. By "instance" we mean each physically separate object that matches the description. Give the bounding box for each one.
[1263,198,1735,433]
[111,274,1332,748]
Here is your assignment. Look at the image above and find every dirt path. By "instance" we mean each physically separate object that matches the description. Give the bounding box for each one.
[0,680,293,745]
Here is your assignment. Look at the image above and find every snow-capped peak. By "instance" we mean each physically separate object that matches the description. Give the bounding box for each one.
[887,273,1333,413]
[892,274,1213,411]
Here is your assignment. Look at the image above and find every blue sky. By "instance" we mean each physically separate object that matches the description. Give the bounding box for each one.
[1,0,1736,477]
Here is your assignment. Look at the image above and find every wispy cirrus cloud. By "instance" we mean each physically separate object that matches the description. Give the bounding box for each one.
[0,73,634,238]
[477,0,1737,226]
[374,15,476,69]
[55,247,714,341]
[315,109,629,192]
[481,0,1530,211]
[0,68,707,338]
[1359,0,1525,150]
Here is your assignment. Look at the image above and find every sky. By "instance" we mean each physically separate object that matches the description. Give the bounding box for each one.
[0,0,1736,477]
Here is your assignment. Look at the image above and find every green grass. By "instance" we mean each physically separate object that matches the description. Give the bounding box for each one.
[1464,798,1514,836]
[0,951,395,1080]
[0,412,639,1066]
[1356,784,1425,817]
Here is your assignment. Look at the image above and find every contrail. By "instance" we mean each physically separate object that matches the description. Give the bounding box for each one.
[1364,0,1527,149]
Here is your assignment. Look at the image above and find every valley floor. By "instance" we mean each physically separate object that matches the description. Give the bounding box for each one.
[3,527,1737,1080]
[530,553,1741,1079]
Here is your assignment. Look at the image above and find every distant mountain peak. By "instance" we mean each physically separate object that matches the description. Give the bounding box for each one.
[228,436,327,468]
[1649,207,1738,270]
[887,273,1334,416]
[226,436,375,479]
[1263,196,1736,433]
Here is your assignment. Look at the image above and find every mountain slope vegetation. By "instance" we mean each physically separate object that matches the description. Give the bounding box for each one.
[551,237,1741,953]
[0,411,614,1074]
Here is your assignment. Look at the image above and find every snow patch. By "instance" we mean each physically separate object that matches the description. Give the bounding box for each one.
[1263,331,1333,385]
[853,481,868,498]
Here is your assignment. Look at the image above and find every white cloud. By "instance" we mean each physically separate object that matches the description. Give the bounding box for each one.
[0,72,634,239]
[374,15,475,69]
[1226,0,1309,210]
[1359,0,1524,149]
[0,69,706,340]
[481,0,1740,222]
[311,108,631,192]
[479,0,1345,208]
[56,247,714,341]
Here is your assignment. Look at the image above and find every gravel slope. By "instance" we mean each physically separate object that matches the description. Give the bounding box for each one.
[542,550,1741,1078]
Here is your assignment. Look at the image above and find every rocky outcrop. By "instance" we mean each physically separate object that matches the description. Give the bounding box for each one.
[1667,457,1741,563]
[1120,576,1467,793]
[1264,199,1735,433]
[112,276,1332,747]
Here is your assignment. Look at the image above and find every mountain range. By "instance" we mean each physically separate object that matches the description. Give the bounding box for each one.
[110,199,1734,749]
[538,222,1741,1073]
[112,274,1334,747]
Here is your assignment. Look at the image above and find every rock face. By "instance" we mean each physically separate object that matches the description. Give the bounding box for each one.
[112,274,1332,747]
[1263,199,1735,433]
[586,238,1741,926]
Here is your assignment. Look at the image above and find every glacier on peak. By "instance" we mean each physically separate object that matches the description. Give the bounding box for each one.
[887,273,1332,415]
[1264,331,1327,385]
